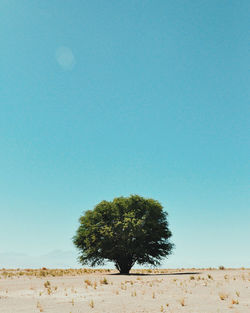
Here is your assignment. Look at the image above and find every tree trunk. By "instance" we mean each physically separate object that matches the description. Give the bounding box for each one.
[119,265,131,275]
[115,259,133,274]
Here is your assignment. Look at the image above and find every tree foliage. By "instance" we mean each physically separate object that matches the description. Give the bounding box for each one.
[73,195,174,274]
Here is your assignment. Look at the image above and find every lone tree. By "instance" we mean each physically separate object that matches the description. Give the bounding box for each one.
[73,195,174,274]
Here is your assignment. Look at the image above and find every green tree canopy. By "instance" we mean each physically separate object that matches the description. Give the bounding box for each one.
[73,195,174,274]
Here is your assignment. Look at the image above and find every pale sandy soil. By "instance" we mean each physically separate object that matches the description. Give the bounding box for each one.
[0,269,249,313]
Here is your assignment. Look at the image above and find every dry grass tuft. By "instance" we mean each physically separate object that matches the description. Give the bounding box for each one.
[89,299,94,308]
[219,292,228,300]
[44,281,51,288]
[84,279,92,287]
[100,277,108,285]
[131,290,137,297]
[36,301,44,312]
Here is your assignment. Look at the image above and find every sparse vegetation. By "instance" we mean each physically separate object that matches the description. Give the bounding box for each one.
[0,268,112,278]
[0,268,249,313]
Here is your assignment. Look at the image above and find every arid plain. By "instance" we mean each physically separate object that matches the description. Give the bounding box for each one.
[0,268,249,313]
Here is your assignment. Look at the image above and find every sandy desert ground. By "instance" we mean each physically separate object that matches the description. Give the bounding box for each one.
[0,268,249,313]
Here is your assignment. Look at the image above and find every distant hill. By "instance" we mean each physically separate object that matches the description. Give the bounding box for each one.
[0,250,79,268]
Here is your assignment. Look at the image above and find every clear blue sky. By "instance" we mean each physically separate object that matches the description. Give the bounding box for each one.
[0,0,249,268]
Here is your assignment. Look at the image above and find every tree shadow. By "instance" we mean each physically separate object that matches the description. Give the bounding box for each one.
[109,271,201,276]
